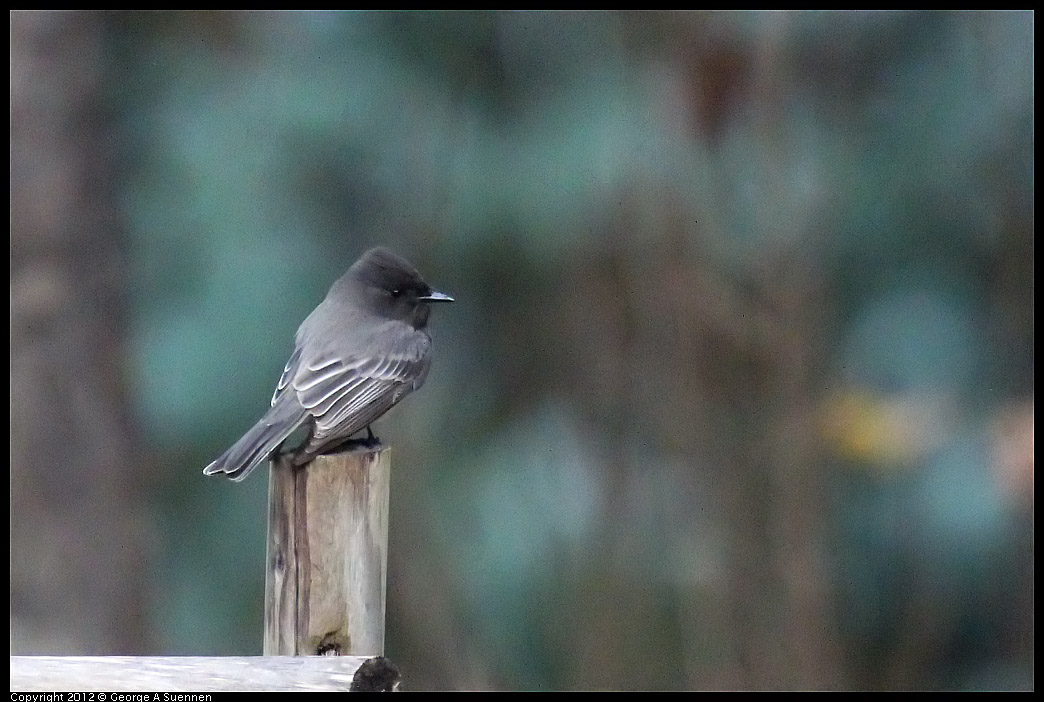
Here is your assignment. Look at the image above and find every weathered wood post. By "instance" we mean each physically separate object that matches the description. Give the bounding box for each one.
[264,445,391,656]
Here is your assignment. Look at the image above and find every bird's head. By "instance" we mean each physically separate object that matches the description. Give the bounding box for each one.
[350,247,453,328]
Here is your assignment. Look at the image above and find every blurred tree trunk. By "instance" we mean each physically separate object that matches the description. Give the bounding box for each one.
[10,11,149,654]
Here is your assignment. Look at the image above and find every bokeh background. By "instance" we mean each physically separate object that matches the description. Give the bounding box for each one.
[10,10,1033,691]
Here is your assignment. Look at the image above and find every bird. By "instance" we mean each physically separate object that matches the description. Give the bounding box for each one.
[203,247,453,482]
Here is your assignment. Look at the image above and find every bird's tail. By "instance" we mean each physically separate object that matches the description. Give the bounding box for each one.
[203,396,308,483]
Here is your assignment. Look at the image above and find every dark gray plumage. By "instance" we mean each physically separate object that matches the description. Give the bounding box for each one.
[203,247,453,482]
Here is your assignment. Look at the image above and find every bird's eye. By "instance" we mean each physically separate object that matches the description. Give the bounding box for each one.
[390,288,402,298]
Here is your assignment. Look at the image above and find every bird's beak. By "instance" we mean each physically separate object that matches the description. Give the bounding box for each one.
[419,290,454,303]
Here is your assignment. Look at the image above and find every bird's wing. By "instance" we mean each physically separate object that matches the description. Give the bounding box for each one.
[292,328,431,445]
[271,345,303,406]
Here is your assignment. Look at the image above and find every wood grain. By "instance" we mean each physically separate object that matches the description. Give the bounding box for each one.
[264,446,390,657]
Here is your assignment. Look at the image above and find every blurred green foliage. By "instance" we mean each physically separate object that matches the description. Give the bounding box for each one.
[104,10,1031,690]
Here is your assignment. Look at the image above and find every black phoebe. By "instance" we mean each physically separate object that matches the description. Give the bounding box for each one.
[203,247,453,482]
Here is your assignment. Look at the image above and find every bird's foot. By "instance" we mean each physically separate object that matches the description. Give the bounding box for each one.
[327,426,382,454]
[364,426,380,447]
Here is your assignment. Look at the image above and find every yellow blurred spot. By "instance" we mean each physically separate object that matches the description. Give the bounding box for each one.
[822,389,952,470]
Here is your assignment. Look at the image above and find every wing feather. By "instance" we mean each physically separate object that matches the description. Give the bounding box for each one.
[271,345,302,406]
[289,324,432,455]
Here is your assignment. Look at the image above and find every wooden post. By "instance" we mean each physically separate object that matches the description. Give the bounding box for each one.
[264,446,391,657]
